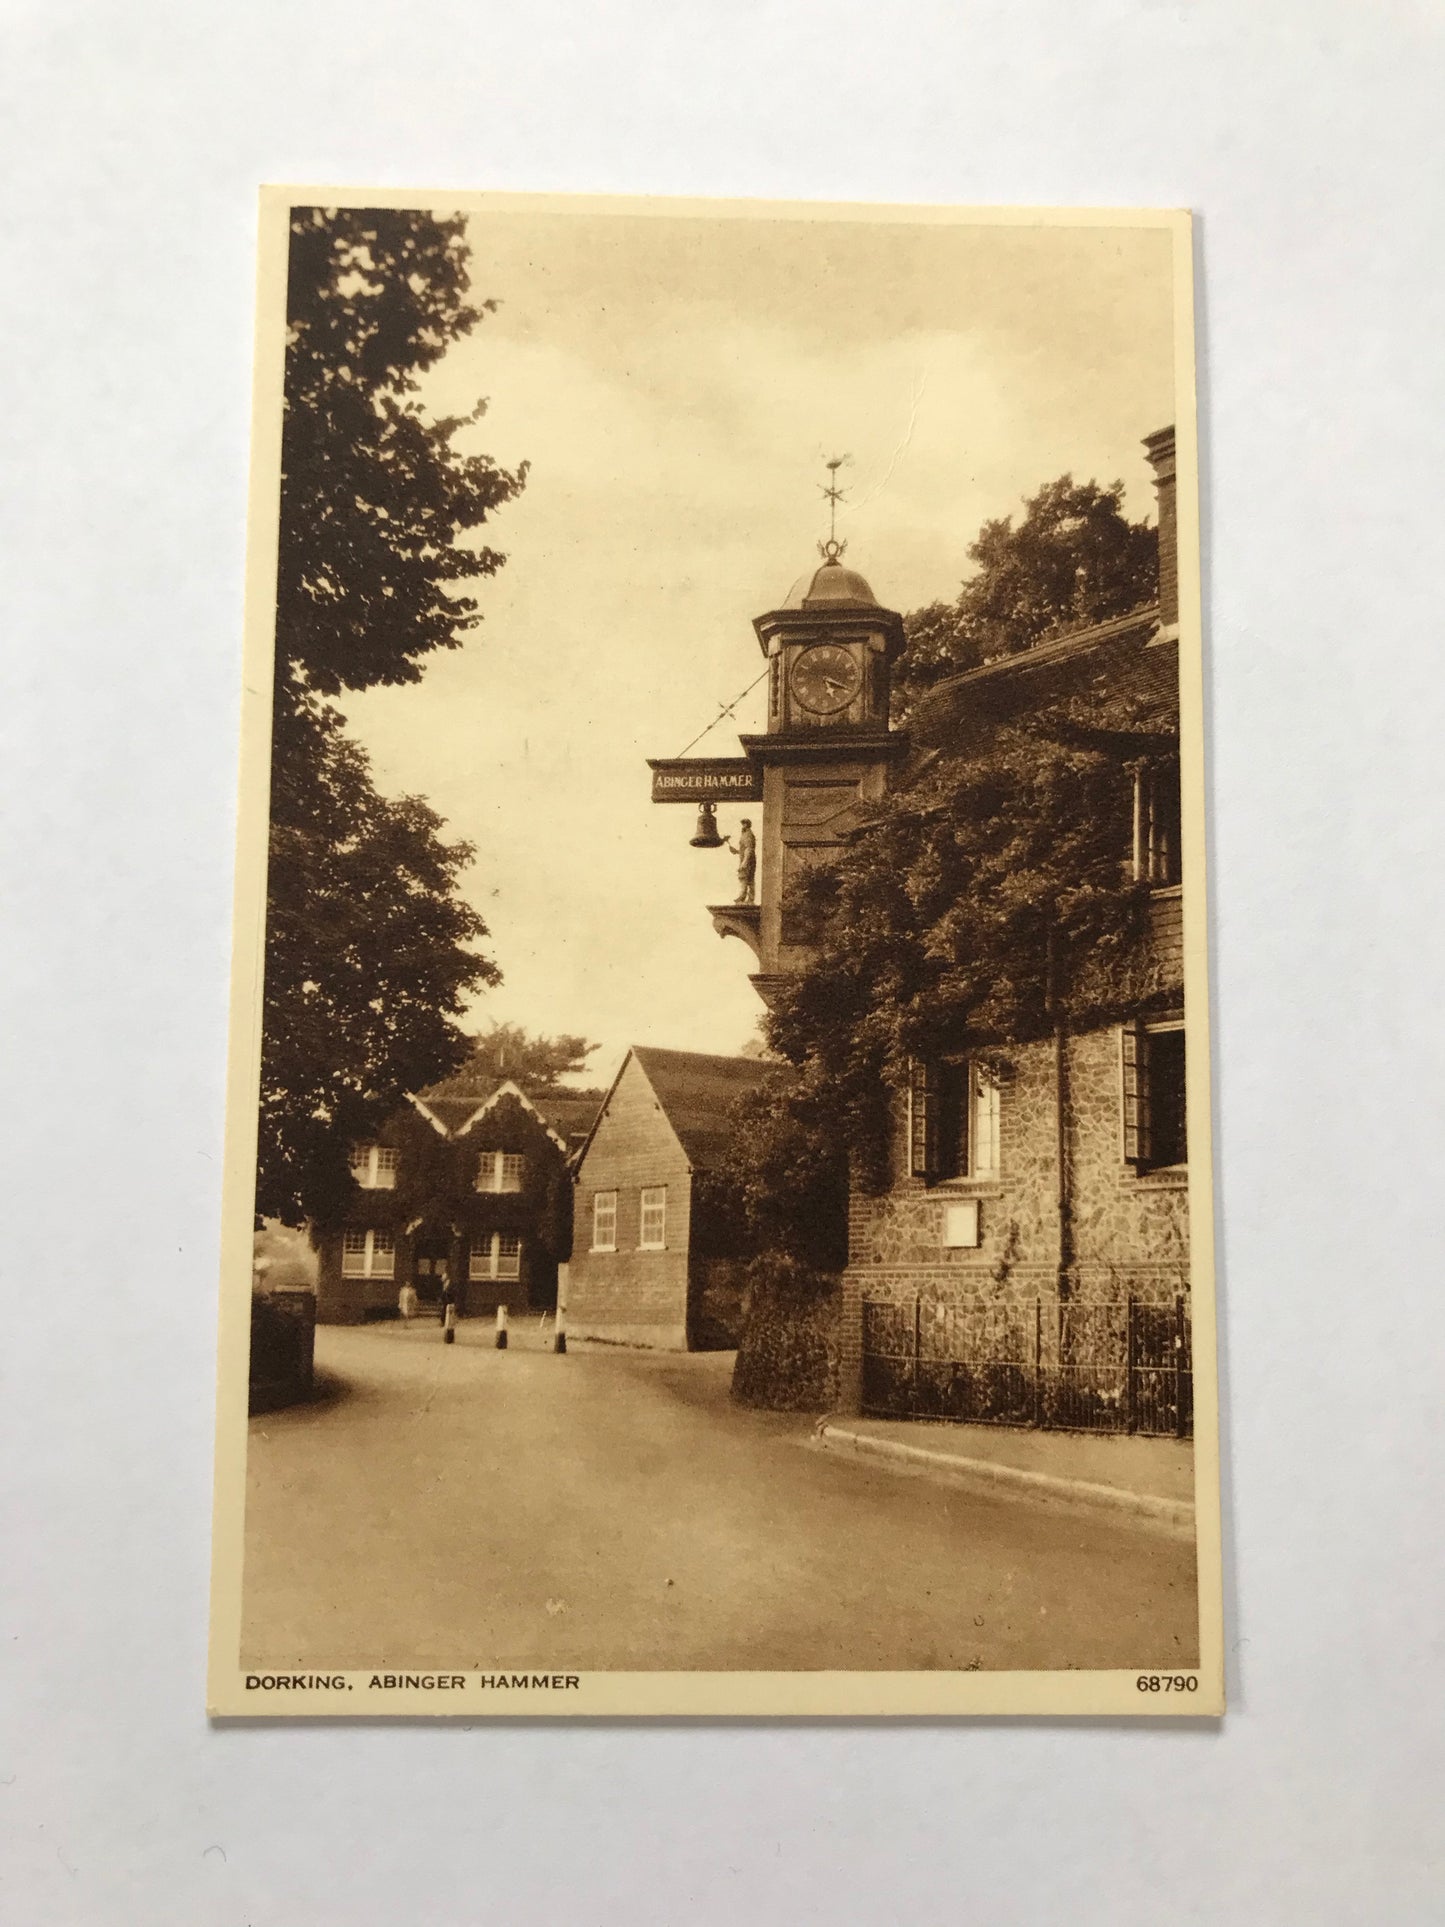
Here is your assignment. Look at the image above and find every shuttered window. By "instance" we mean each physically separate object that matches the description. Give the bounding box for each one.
[912,1058,999,1182]
[1133,761,1183,887]
[1122,1020,1186,1169]
[1121,1021,1149,1163]
[908,1058,941,1179]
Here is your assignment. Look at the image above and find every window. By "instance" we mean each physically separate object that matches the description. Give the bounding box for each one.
[1121,1019,1187,1169]
[469,1233,522,1282]
[910,1058,1000,1182]
[1133,760,1182,887]
[349,1144,398,1189]
[476,1150,525,1193]
[341,1228,394,1277]
[908,1058,941,1178]
[967,1064,1001,1179]
[639,1187,667,1250]
[591,1190,617,1252]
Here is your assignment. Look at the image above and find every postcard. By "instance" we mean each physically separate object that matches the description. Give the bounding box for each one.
[209,190,1222,1716]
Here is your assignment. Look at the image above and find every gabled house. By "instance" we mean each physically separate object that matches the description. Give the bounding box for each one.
[314,1077,599,1324]
[567,1047,783,1351]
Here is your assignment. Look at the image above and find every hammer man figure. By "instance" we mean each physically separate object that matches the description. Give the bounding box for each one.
[726,818,757,905]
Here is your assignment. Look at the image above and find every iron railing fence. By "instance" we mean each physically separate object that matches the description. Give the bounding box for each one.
[860,1295,1192,1438]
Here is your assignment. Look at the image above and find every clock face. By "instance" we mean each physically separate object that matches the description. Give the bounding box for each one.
[789,643,862,716]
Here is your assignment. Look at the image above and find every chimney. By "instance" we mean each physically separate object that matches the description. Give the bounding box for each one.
[1143,425,1177,629]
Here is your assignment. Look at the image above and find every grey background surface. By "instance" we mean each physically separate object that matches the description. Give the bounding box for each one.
[2,2,1442,1920]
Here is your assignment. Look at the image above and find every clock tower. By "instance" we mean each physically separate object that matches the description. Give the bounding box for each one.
[709,537,908,1004]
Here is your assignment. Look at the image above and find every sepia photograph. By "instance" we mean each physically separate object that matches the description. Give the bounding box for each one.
[209,190,1221,1716]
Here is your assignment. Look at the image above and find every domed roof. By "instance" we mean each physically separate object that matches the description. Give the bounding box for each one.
[781,552,880,610]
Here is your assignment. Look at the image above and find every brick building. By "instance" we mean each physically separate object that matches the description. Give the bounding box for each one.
[673,423,1196,1429]
[834,426,1194,1430]
[567,1048,781,1350]
[313,1077,597,1324]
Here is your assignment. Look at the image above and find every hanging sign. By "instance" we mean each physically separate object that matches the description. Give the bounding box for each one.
[647,757,763,804]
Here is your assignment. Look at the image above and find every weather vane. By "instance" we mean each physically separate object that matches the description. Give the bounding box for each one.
[819,453,851,561]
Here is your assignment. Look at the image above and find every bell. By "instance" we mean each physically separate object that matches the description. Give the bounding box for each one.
[689,801,725,849]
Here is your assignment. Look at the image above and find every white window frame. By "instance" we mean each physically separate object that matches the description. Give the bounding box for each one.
[469,1232,522,1282]
[967,1062,1001,1180]
[475,1150,525,1193]
[638,1186,667,1251]
[341,1228,395,1277]
[349,1143,398,1189]
[591,1190,617,1253]
[910,1056,1000,1184]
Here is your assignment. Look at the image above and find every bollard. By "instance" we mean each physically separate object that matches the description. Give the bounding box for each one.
[443,1302,457,1345]
[495,1304,508,1350]
[553,1308,567,1355]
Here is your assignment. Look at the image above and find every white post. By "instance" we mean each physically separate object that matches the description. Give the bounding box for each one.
[495,1304,509,1350]
[554,1262,569,1353]
[443,1302,457,1345]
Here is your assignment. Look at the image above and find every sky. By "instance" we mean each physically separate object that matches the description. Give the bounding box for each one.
[338,203,1176,1084]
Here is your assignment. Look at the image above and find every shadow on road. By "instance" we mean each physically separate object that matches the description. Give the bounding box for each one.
[250,1364,354,1426]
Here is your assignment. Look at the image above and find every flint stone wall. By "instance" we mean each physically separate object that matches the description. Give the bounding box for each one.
[837,1023,1190,1412]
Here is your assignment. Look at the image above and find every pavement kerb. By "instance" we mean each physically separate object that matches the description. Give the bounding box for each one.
[812,1419,1195,1537]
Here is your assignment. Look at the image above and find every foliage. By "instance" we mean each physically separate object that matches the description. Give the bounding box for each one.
[258,707,497,1224]
[763,707,1153,1192]
[258,208,525,1225]
[736,1024,780,1062]
[730,1253,840,1412]
[710,1074,850,1272]
[893,476,1157,722]
[277,205,527,706]
[442,1022,601,1097]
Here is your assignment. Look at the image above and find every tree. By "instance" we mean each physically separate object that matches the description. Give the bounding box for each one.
[893,476,1157,722]
[760,703,1154,1194]
[258,709,498,1225]
[709,1071,849,1272]
[258,208,525,1223]
[437,1022,602,1098]
[277,205,527,707]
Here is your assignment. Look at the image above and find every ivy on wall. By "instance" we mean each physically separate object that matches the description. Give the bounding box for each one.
[724,690,1167,1215]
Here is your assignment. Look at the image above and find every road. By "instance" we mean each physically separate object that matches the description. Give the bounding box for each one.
[241,1321,1199,1673]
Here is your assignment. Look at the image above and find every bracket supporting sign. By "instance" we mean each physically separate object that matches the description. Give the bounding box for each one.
[647,758,763,805]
